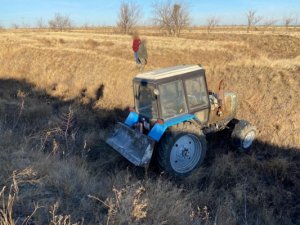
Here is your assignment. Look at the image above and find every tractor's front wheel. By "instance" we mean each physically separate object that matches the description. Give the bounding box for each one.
[231,120,257,152]
[157,123,207,177]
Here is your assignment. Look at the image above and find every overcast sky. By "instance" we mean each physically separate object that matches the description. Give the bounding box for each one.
[0,0,299,27]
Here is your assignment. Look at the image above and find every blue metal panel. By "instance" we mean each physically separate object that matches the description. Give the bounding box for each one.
[124,112,139,127]
[148,123,167,141]
[148,114,195,141]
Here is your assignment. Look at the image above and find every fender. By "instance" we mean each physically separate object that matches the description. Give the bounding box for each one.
[148,114,195,141]
[124,111,139,127]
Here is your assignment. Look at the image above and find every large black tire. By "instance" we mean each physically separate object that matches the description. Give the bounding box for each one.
[231,120,257,152]
[157,122,207,177]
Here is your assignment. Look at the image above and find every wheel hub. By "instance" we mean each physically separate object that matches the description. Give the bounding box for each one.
[182,148,190,158]
[176,147,190,159]
[170,134,202,174]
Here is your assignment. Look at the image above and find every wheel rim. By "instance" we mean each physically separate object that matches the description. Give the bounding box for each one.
[170,134,202,174]
[242,131,255,149]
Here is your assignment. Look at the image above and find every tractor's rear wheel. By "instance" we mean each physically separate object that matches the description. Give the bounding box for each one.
[157,122,207,177]
[231,120,257,152]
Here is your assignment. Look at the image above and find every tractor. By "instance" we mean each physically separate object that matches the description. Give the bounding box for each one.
[106,65,256,177]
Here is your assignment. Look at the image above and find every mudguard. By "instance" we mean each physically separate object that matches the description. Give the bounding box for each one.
[124,111,139,127]
[148,114,195,141]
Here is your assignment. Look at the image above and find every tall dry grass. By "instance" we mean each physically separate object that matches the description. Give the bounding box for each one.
[0,28,299,224]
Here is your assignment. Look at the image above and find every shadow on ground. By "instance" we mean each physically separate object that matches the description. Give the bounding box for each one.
[0,78,299,225]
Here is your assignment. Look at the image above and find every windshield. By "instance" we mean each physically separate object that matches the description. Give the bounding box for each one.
[134,82,159,119]
[159,80,188,119]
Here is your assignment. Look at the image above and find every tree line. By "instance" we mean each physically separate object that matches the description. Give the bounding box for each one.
[2,1,299,35]
[117,2,299,35]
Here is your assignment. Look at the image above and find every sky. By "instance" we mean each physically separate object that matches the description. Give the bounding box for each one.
[0,0,299,27]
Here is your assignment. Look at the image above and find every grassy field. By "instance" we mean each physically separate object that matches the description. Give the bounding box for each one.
[0,28,299,225]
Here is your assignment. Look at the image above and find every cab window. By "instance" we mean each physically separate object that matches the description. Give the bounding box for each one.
[185,76,208,109]
[159,80,188,119]
[134,82,159,119]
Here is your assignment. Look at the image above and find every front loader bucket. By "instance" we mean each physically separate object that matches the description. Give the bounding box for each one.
[106,122,155,166]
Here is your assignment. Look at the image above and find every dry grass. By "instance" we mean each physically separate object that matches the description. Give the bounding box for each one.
[0,27,299,224]
[84,39,99,49]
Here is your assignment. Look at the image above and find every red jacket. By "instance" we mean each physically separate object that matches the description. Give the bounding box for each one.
[132,38,141,52]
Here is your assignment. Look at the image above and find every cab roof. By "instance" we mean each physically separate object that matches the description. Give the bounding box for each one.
[134,65,203,83]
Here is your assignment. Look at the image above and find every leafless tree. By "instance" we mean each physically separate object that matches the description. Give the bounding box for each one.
[263,19,277,33]
[246,10,263,33]
[283,15,298,31]
[11,23,19,29]
[171,3,190,36]
[37,18,46,29]
[48,13,72,31]
[153,1,173,35]
[117,2,141,34]
[206,16,220,33]
[21,20,30,29]
[83,23,90,30]
[295,17,299,27]
[153,1,190,36]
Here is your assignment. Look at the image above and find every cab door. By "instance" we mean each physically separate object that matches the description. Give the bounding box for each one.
[183,75,210,124]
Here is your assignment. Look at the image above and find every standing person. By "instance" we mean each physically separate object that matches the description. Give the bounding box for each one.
[132,31,141,67]
[138,39,148,71]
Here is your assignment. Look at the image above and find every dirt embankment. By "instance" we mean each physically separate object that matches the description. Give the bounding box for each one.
[0,30,299,224]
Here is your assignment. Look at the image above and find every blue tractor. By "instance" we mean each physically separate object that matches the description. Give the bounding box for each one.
[106,65,256,177]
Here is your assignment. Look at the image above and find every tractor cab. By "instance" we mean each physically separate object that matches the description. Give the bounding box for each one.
[133,65,210,124]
